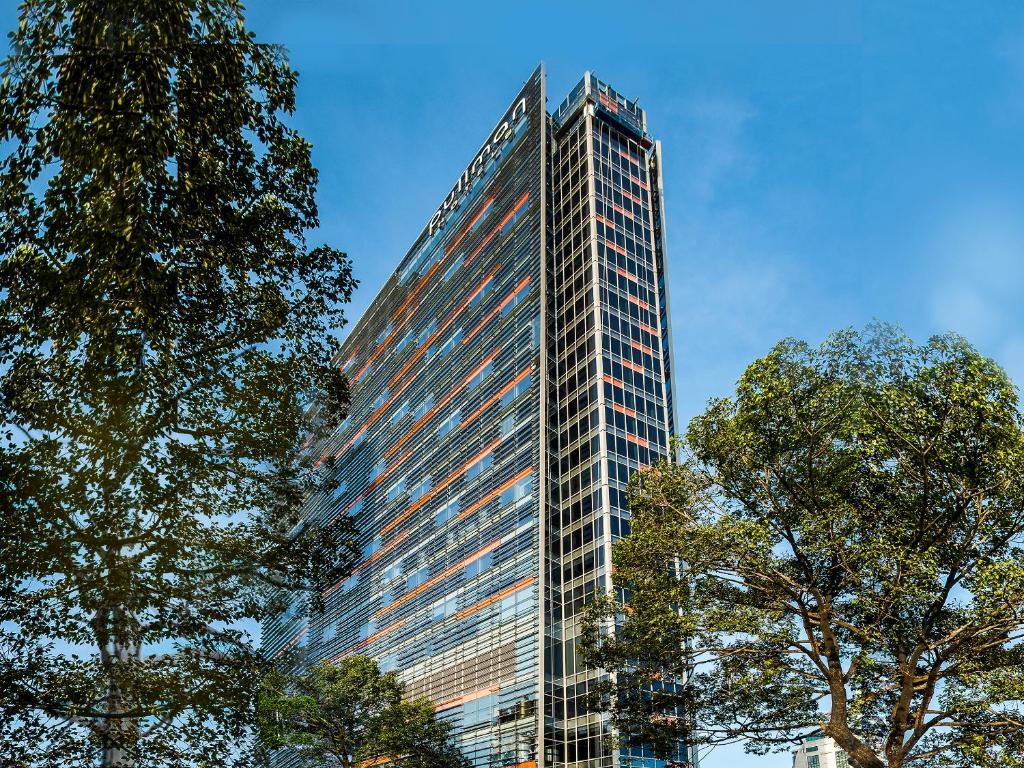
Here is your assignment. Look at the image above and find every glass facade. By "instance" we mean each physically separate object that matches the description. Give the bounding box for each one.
[264,67,682,768]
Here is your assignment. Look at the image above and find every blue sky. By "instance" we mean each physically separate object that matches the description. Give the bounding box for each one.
[237,0,1024,438]
[5,0,1023,764]
[232,4,1024,764]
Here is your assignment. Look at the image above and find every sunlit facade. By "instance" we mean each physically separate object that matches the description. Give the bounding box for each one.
[264,66,681,768]
[793,735,850,768]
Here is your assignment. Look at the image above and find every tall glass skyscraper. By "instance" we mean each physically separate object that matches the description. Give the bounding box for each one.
[264,66,680,768]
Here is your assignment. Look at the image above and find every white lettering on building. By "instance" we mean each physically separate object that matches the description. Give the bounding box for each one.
[428,96,528,235]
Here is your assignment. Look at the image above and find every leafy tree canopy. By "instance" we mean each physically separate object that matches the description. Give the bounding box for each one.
[258,656,470,768]
[583,325,1024,768]
[0,0,358,764]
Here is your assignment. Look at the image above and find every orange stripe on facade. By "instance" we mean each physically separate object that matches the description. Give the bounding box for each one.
[626,434,648,447]
[616,266,637,282]
[466,276,495,306]
[605,239,627,256]
[335,426,367,458]
[497,192,530,229]
[356,529,410,573]
[376,540,502,618]
[463,276,531,344]
[459,365,532,427]
[613,203,634,219]
[379,472,458,537]
[622,359,645,373]
[603,374,625,388]
[613,403,637,418]
[446,197,495,257]
[354,324,400,382]
[388,265,502,390]
[465,192,530,267]
[627,295,650,310]
[455,577,534,620]
[631,340,655,355]
[638,321,659,336]
[383,350,499,462]
[455,466,534,523]
[596,214,615,229]
[464,438,500,471]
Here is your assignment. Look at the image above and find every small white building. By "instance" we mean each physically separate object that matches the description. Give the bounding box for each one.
[791,734,850,768]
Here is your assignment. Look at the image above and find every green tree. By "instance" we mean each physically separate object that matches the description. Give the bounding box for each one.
[258,656,470,768]
[582,326,1024,768]
[0,0,358,765]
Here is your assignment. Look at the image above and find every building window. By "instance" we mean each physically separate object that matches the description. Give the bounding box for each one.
[500,476,533,507]
[406,565,429,590]
[500,281,531,317]
[391,400,410,424]
[372,388,389,411]
[470,278,493,309]
[418,321,437,347]
[443,256,463,281]
[439,329,463,358]
[466,451,493,481]
[467,361,493,391]
[464,551,492,579]
[435,496,461,525]
[409,476,433,503]
[348,497,364,518]
[386,477,407,504]
[362,536,380,559]
[414,395,434,421]
[340,573,359,593]
[376,323,394,347]
[320,620,339,643]
[500,372,531,408]
[394,330,414,355]
[439,410,461,437]
[357,618,378,641]
[431,594,458,622]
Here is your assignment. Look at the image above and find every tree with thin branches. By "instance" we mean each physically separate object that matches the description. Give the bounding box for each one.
[0,1,359,765]
[584,326,1024,768]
